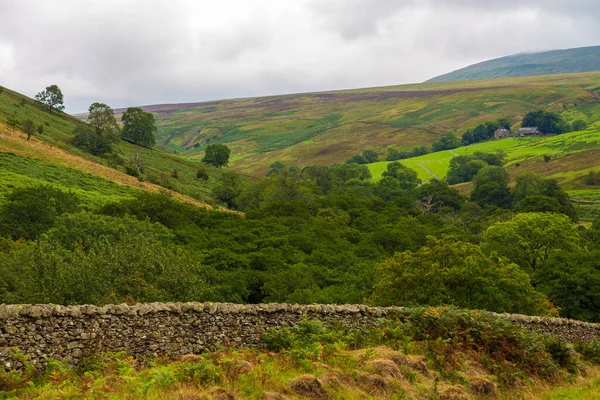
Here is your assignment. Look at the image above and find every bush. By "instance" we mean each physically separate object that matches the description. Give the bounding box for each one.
[576,340,600,364]
[196,167,209,180]
[0,185,80,241]
[262,307,571,385]
[371,237,554,316]
[572,120,587,131]
[72,125,113,156]
[585,171,600,185]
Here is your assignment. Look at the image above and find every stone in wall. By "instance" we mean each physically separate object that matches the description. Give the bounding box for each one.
[1,302,600,371]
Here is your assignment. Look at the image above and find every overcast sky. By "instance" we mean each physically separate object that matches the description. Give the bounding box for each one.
[1,0,599,113]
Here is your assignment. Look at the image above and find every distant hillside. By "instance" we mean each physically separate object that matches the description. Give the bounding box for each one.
[126,73,600,175]
[428,46,600,82]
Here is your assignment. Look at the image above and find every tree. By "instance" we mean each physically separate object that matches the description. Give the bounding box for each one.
[512,173,576,221]
[362,149,379,163]
[572,120,587,131]
[72,124,113,156]
[483,212,580,273]
[432,133,460,152]
[34,85,65,113]
[416,179,465,213]
[470,166,512,208]
[301,165,334,194]
[120,107,157,147]
[370,237,554,316]
[332,163,371,183]
[203,144,231,167]
[522,111,567,134]
[382,161,421,190]
[212,171,243,208]
[37,124,44,135]
[346,154,368,165]
[87,102,119,140]
[386,147,409,161]
[21,119,35,141]
[266,161,287,176]
[537,250,600,322]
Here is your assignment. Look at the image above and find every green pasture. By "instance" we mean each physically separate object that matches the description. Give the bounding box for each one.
[369,128,600,182]
[0,152,140,209]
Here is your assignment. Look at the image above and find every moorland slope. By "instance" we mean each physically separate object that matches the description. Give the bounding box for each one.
[131,72,600,175]
[428,45,600,82]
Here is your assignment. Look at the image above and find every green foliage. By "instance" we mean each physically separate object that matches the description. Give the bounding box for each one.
[416,179,465,213]
[445,152,503,184]
[87,102,119,139]
[20,119,35,141]
[301,165,334,194]
[461,119,510,145]
[345,154,368,164]
[522,110,568,134]
[572,119,588,131]
[212,171,243,208]
[196,166,209,180]
[34,84,65,112]
[381,162,421,190]
[470,166,512,208]
[6,115,18,131]
[585,171,600,185]
[121,107,157,147]
[37,123,44,135]
[203,143,231,167]
[370,237,554,316]
[263,307,572,386]
[331,163,371,183]
[513,173,576,220]
[576,340,600,364]
[432,133,460,152]
[537,250,600,322]
[483,212,580,272]
[72,124,113,156]
[1,231,208,305]
[0,185,80,241]
[362,149,379,163]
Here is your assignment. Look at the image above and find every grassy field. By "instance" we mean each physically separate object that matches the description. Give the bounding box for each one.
[133,72,600,175]
[368,126,600,186]
[0,151,140,209]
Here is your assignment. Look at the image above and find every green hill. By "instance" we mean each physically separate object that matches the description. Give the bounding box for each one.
[428,46,600,82]
[0,85,234,209]
[134,72,600,175]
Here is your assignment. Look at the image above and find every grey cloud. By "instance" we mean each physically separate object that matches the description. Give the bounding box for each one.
[0,0,598,113]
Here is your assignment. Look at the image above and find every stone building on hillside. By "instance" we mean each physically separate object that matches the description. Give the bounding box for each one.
[493,128,510,139]
[516,127,542,137]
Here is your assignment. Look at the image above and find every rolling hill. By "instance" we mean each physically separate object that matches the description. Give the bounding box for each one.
[0,85,235,210]
[130,72,600,176]
[428,46,600,82]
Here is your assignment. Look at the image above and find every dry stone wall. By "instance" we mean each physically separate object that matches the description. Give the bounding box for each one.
[1,302,600,370]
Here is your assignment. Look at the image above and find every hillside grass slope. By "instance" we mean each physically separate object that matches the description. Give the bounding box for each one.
[0,85,232,210]
[138,72,600,175]
[428,45,600,82]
